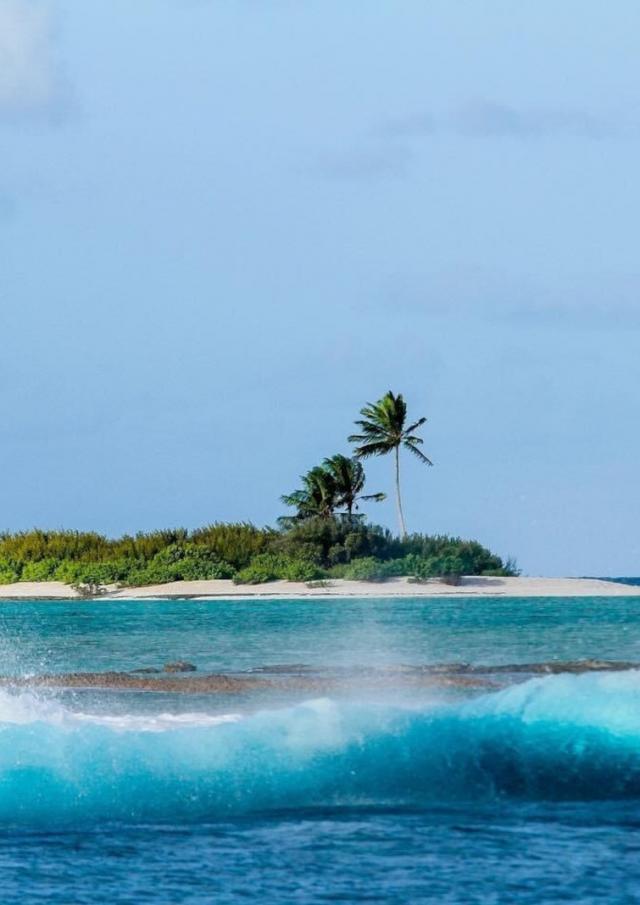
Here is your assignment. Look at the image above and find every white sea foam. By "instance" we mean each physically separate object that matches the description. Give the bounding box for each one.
[0,687,243,731]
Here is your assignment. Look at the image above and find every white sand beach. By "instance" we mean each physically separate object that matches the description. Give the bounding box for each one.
[0,576,638,600]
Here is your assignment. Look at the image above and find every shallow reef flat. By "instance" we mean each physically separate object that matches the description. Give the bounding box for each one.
[3,659,636,695]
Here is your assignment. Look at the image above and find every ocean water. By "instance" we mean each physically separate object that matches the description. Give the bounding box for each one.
[1,596,640,903]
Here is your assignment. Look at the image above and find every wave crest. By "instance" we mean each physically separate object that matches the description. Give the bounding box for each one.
[0,671,639,822]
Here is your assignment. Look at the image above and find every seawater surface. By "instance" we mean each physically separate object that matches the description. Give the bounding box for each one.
[1,596,640,903]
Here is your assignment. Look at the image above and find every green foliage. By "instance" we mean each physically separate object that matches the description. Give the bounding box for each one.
[282,466,338,520]
[53,561,84,584]
[395,535,505,575]
[21,558,59,582]
[189,523,273,568]
[282,559,322,582]
[282,455,384,522]
[408,554,466,581]
[349,391,432,466]
[123,544,235,587]
[341,557,391,582]
[0,555,20,583]
[233,553,322,585]
[0,563,19,585]
[333,546,512,583]
[502,556,521,577]
[348,391,432,537]
[111,529,189,562]
[54,560,134,586]
[0,520,512,588]
[271,516,395,567]
[233,554,283,585]
[339,556,415,582]
[0,530,111,565]
[0,525,263,587]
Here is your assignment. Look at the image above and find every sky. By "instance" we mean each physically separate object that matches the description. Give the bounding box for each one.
[1,0,640,576]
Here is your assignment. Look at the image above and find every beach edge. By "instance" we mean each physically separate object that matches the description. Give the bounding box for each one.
[0,576,638,600]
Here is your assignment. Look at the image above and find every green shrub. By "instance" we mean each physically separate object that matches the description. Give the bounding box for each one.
[189,523,273,568]
[409,554,466,581]
[377,557,413,577]
[124,563,176,587]
[0,521,512,588]
[341,556,425,581]
[397,535,504,574]
[20,559,59,581]
[270,516,395,568]
[342,558,390,582]
[71,563,117,588]
[0,556,20,584]
[164,544,234,580]
[233,553,322,585]
[122,544,235,586]
[176,557,235,581]
[54,559,138,586]
[0,568,19,585]
[326,562,349,579]
[233,554,284,585]
[281,559,323,582]
[53,561,84,584]
[0,530,110,565]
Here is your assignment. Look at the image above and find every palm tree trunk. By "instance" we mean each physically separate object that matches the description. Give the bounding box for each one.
[394,446,407,538]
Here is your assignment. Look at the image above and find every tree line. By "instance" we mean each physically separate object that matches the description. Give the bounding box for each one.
[0,391,517,589]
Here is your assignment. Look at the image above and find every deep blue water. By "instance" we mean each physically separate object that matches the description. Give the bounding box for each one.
[1,596,640,903]
[608,577,640,587]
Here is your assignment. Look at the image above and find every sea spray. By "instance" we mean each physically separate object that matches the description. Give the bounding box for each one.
[0,672,639,823]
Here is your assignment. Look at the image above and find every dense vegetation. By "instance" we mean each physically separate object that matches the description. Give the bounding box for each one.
[0,391,518,590]
[0,519,517,590]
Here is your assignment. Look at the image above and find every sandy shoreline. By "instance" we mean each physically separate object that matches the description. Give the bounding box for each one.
[0,576,638,600]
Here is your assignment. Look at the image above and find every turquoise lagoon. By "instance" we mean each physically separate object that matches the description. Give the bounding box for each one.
[0,596,640,903]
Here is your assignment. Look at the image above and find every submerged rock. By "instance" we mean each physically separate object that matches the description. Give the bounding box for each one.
[163,661,197,673]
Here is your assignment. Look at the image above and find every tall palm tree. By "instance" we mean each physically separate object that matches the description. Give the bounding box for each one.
[349,391,432,538]
[281,466,338,520]
[322,454,386,516]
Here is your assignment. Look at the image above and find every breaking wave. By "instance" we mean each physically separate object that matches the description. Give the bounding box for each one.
[1,671,640,823]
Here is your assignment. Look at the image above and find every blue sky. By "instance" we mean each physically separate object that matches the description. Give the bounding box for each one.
[2,0,639,576]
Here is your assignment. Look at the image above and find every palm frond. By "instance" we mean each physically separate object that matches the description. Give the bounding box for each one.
[404,440,433,465]
[281,492,306,507]
[405,417,427,434]
[351,441,394,459]
[349,422,388,439]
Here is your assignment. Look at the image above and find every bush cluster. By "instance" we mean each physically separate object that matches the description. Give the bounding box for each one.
[233,553,322,585]
[330,553,472,583]
[0,519,517,589]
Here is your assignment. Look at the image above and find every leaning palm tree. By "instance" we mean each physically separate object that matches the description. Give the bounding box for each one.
[281,466,338,520]
[322,454,385,517]
[349,391,432,537]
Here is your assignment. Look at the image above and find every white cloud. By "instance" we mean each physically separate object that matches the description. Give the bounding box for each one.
[383,101,625,141]
[316,145,412,181]
[372,268,640,329]
[0,0,61,116]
